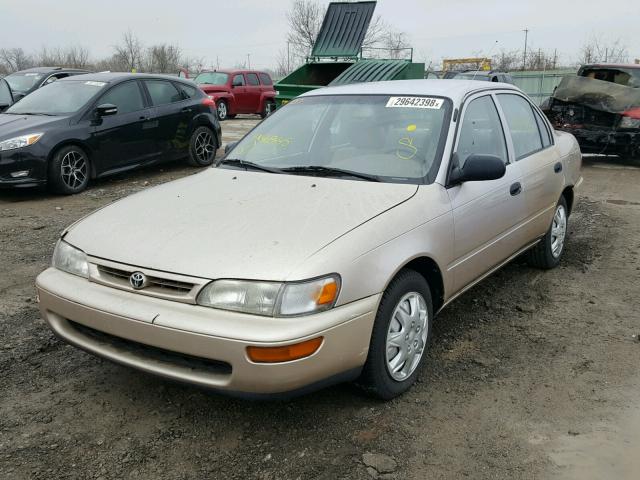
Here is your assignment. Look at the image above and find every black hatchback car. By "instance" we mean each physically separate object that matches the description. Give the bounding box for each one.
[4,67,91,100]
[0,73,221,193]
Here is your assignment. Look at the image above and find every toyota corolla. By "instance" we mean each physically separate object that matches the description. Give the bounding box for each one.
[36,80,582,399]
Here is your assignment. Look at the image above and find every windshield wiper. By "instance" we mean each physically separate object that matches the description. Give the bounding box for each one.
[219,158,283,174]
[281,165,380,182]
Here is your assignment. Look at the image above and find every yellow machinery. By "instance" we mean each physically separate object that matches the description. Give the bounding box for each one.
[443,58,492,72]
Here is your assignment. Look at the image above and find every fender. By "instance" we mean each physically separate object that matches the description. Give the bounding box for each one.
[187,113,221,146]
[210,92,235,115]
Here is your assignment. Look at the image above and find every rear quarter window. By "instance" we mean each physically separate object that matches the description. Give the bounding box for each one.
[258,73,273,85]
[247,73,260,86]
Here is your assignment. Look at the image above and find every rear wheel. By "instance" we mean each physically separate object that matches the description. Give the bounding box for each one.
[48,145,90,194]
[527,196,568,269]
[358,269,432,400]
[187,126,218,166]
[260,101,275,118]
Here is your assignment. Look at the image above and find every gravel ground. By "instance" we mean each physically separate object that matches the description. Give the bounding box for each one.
[1,119,639,480]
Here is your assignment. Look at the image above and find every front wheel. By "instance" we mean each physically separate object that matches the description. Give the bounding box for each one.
[216,100,228,121]
[358,269,433,400]
[48,145,90,194]
[527,196,568,269]
[187,126,218,166]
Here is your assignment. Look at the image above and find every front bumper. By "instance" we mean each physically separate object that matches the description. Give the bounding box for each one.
[0,145,48,187]
[36,268,379,396]
[557,126,640,155]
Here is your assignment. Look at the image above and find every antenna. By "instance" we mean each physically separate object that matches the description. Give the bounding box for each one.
[471,41,498,80]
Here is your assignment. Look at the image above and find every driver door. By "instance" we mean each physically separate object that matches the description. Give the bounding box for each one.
[446,93,527,293]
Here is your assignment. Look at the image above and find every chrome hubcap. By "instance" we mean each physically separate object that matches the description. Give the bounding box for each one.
[386,292,428,381]
[217,102,227,119]
[194,130,215,163]
[60,150,87,189]
[551,205,567,258]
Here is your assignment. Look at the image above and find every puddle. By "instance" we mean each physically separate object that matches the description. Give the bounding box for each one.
[549,403,640,479]
[606,199,640,206]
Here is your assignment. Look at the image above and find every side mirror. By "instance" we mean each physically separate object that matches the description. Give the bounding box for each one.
[224,141,238,154]
[449,154,506,185]
[96,103,118,117]
[13,92,25,102]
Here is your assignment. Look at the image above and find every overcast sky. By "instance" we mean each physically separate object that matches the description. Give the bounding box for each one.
[1,0,638,70]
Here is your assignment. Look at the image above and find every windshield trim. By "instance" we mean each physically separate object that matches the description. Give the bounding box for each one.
[220,93,453,186]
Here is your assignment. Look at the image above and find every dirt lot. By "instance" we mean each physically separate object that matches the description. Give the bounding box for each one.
[1,117,639,479]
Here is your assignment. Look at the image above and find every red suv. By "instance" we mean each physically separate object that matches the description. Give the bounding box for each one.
[193,69,276,120]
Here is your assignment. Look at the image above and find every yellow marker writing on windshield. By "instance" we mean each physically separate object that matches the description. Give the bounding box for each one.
[407,124,417,132]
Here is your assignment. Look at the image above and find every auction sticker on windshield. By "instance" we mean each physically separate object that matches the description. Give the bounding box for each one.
[85,81,107,87]
[386,97,443,109]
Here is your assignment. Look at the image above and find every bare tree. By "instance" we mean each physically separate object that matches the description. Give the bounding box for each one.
[0,48,33,72]
[112,30,144,72]
[146,44,182,73]
[578,35,628,64]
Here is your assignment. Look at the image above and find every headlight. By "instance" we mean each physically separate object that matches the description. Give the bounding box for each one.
[0,133,43,151]
[196,275,340,317]
[52,239,89,278]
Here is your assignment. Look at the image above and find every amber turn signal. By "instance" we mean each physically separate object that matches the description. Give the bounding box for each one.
[246,337,323,363]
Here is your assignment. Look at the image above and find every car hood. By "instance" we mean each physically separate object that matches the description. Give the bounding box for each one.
[199,86,229,94]
[65,168,418,280]
[0,113,67,140]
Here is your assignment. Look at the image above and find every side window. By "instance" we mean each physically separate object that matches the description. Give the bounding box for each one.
[144,80,183,106]
[247,73,260,86]
[533,107,552,147]
[176,83,197,98]
[232,74,245,86]
[258,73,272,85]
[0,80,12,104]
[98,81,144,114]
[497,94,543,159]
[456,95,508,168]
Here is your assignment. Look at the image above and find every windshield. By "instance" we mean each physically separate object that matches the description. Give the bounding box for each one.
[6,79,105,115]
[5,72,44,93]
[194,72,229,86]
[579,67,640,88]
[224,94,451,183]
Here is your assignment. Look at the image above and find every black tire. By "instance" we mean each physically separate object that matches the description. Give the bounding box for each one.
[216,100,228,121]
[260,101,275,119]
[527,195,568,269]
[187,126,218,167]
[358,269,433,400]
[48,145,90,195]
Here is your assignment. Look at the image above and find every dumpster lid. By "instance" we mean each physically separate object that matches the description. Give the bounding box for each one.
[329,59,410,86]
[311,1,376,58]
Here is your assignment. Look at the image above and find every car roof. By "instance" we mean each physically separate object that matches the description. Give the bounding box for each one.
[200,69,269,75]
[57,72,194,85]
[300,79,521,103]
[12,66,91,74]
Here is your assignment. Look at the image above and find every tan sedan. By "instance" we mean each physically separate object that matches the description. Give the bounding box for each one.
[36,80,582,399]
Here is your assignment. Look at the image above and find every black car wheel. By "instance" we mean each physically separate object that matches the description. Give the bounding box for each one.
[187,126,217,166]
[260,101,275,119]
[48,145,90,194]
[216,100,228,121]
[358,269,433,400]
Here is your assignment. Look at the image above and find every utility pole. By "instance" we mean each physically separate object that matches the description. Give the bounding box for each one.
[287,42,290,73]
[247,53,251,69]
[522,28,529,71]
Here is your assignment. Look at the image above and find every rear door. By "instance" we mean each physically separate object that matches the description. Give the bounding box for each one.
[447,93,527,293]
[245,72,261,113]
[89,80,158,173]
[142,79,192,159]
[496,93,563,240]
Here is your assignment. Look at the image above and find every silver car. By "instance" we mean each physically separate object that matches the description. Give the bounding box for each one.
[36,80,582,399]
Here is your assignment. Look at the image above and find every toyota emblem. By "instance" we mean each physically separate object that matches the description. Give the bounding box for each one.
[129,271,147,290]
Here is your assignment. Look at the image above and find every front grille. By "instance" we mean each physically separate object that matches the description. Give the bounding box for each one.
[96,265,196,294]
[68,320,232,376]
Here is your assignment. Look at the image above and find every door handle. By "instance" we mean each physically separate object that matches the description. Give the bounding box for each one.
[554,162,563,173]
[181,107,193,113]
[139,114,150,121]
[510,182,522,196]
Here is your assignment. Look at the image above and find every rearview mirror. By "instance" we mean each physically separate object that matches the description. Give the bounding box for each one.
[449,154,506,185]
[96,103,118,117]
